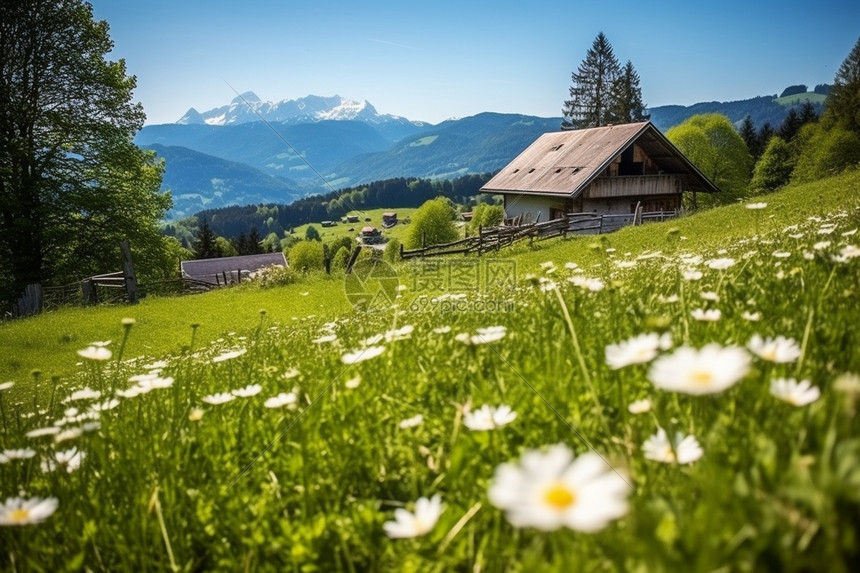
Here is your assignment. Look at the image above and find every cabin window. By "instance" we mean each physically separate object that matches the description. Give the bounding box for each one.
[551,143,564,151]
[528,168,536,173]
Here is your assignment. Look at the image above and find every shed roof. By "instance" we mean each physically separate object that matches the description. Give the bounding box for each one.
[480,122,719,197]
[181,253,286,284]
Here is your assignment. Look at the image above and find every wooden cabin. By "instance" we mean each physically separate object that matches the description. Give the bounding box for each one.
[480,122,719,223]
[382,212,398,228]
[360,226,383,244]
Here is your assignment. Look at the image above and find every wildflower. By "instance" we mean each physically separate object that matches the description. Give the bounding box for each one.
[458,326,508,345]
[747,334,802,363]
[746,202,767,210]
[385,325,414,342]
[54,427,83,443]
[682,269,703,281]
[282,368,300,379]
[53,448,85,473]
[463,404,517,431]
[772,251,791,258]
[398,414,424,429]
[311,334,337,344]
[742,311,761,321]
[690,308,722,322]
[26,427,61,439]
[383,494,443,539]
[648,344,750,395]
[564,262,579,270]
[0,497,59,526]
[0,382,14,391]
[568,276,605,292]
[770,378,820,406]
[341,345,385,365]
[706,258,736,270]
[839,245,860,259]
[136,376,174,392]
[432,326,451,334]
[212,349,246,363]
[813,241,831,250]
[642,428,703,464]
[345,376,361,389]
[264,392,298,409]
[201,392,236,405]
[67,387,101,401]
[605,333,672,370]
[488,445,629,531]
[121,318,136,326]
[77,346,112,361]
[699,291,719,301]
[188,408,204,422]
[90,398,120,412]
[0,448,36,463]
[232,384,262,398]
[627,399,652,414]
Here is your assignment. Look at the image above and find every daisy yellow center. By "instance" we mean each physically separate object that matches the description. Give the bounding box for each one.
[543,483,576,509]
[690,369,714,386]
[10,508,30,522]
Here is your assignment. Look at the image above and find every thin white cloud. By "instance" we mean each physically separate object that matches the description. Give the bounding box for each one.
[367,37,418,51]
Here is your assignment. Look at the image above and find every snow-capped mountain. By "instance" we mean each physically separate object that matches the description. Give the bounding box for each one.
[177,93,423,128]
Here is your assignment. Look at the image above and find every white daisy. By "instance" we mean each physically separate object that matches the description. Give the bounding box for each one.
[741,311,761,321]
[690,308,722,322]
[605,333,671,370]
[463,404,517,431]
[0,382,14,391]
[682,269,703,281]
[264,392,298,409]
[232,384,262,398]
[398,414,424,429]
[627,399,652,414]
[488,445,630,531]
[201,392,236,405]
[0,448,36,463]
[383,494,443,539]
[212,349,246,363]
[26,427,61,439]
[311,334,337,344]
[642,428,703,464]
[706,258,736,270]
[747,335,802,363]
[67,387,101,402]
[648,344,750,395]
[770,378,820,406]
[77,346,112,361]
[341,345,386,365]
[0,497,59,526]
[345,376,362,389]
[746,202,767,210]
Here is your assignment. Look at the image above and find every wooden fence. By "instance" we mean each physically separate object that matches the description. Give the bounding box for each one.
[401,207,677,260]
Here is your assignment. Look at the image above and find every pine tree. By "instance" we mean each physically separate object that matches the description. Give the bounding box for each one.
[739,115,759,158]
[247,227,263,254]
[609,60,649,124]
[192,218,223,260]
[562,32,621,129]
[825,36,860,134]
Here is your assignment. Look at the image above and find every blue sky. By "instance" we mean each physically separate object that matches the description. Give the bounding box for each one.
[89,0,859,126]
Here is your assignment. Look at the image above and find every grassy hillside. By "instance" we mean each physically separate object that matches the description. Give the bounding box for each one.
[1,170,859,570]
[290,207,424,246]
[775,92,828,106]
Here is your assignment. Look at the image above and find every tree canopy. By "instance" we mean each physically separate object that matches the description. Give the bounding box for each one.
[405,197,459,249]
[562,33,648,130]
[666,114,753,206]
[0,0,171,307]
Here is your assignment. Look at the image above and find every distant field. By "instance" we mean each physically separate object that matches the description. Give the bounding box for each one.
[290,207,436,245]
[774,92,827,105]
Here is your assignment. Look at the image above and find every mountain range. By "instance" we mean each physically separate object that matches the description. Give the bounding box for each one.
[135,92,826,219]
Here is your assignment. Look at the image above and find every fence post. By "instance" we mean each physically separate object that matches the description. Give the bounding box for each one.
[81,279,98,306]
[119,241,139,304]
[399,242,404,260]
[324,256,331,275]
[345,246,362,275]
[478,225,483,256]
[12,283,43,317]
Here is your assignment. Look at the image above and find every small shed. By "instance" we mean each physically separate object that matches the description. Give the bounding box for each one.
[346,214,360,223]
[181,253,287,285]
[321,220,337,227]
[480,121,719,223]
[382,212,398,228]
[359,226,383,244]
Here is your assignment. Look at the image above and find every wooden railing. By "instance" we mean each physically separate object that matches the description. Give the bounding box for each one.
[400,207,678,260]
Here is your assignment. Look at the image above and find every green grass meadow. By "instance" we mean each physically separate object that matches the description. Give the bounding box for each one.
[1,171,860,571]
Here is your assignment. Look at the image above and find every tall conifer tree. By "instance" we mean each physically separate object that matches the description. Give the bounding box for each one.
[609,60,649,124]
[562,33,621,129]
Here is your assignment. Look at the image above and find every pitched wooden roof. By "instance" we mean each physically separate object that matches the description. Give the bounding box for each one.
[480,121,719,197]
[181,253,286,284]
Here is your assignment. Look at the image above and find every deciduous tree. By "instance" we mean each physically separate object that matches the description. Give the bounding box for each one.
[405,198,459,249]
[0,0,171,307]
[666,114,753,206]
